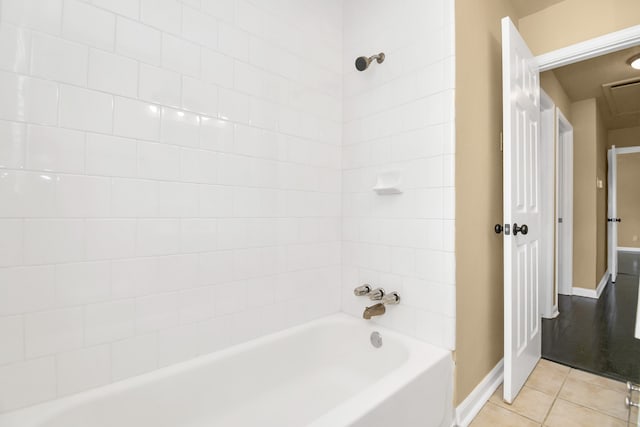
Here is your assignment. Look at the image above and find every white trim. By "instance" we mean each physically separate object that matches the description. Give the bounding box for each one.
[455,359,504,427]
[556,109,573,297]
[614,146,640,155]
[572,270,610,299]
[618,247,640,253]
[537,24,640,71]
[635,276,640,340]
[540,90,556,319]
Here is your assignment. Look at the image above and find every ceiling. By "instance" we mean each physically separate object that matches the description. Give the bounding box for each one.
[510,0,565,17]
[551,46,640,130]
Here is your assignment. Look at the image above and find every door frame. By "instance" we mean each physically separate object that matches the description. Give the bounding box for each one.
[536,24,640,71]
[540,91,557,319]
[555,109,573,298]
[610,146,640,256]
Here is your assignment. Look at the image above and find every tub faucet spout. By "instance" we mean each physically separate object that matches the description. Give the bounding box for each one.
[363,303,386,319]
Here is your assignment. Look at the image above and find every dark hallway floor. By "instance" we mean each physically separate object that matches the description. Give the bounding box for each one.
[542,252,640,383]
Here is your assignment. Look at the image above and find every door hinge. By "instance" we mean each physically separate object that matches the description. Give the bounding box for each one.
[500,132,503,152]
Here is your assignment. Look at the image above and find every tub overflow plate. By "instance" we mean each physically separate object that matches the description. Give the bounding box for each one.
[370,331,382,348]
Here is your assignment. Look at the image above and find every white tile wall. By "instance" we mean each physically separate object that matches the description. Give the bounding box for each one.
[0,0,342,413]
[341,0,456,350]
[0,0,457,414]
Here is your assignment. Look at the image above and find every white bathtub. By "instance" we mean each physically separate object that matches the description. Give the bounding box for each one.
[0,314,453,427]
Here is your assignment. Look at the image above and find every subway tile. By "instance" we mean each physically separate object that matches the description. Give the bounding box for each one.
[136,219,181,256]
[0,218,24,267]
[114,98,161,141]
[180,148,218,183]
[162,33,201,77]
[182,7,218,49]
[214,281,247,315]
[90,0,139,19]
[1,0,63,35]
[137,141,180,180]
[85,219,136,260]
[157,323,200,367]
[198,250,234,285]
[55,261,111,307]
[155,254,198,292]
[0,171,56,218]
[115,17,161,65]
[111,178,158,218]
[140,0,182,34]
[218,88,250,124]
[84,300,135,345]
[180,219,217,253]
[201,0,234,22]
[182,76,218,117]
[0,266,55,315]
[25,307,83,358]
[161,107,200,147]
[62,0,115,51]
[86,133,137,177]
[178,287,214,324]
[0,315,24,365]
[23,219,85,265]
[201,49,233,88]
[0,71,58,125]
[56,345,110,396]
[198,184,234,217]
[0,120,26,169]
[157,181,199,217]
[135,293,179,333]
[111,333,157,381]
[0,357,56,412]
[138,64,182,108]
[26,125,85,174]
[218,22,249,61]
[199,117,234,152]
[59,85,113,133]
[0,24,32,73]
[88,49,138,97]
[55,175,110,218]
[111,257,156,299]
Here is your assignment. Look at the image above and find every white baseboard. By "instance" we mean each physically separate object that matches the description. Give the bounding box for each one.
[572,270,609,299]
[455,359,504,427]
[618,247,640,253]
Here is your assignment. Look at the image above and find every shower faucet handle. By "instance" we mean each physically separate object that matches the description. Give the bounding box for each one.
[353,284,371,296]
[368,288,385,301]
[381,291,400,305]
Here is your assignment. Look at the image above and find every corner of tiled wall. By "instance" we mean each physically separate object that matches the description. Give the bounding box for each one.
[341,0,456,351]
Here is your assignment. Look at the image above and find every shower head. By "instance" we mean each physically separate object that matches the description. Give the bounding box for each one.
[355,52,385,71]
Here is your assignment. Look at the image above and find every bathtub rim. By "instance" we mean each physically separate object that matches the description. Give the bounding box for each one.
[0,312,452,426]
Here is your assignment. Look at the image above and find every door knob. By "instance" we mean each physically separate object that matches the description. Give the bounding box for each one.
[513,223,528,235]
[495,224,503,234]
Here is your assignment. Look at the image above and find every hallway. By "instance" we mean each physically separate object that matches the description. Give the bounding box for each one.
[542,252,640,383]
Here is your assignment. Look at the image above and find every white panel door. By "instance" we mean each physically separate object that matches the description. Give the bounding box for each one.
[608,146,618,282]
[502,16,542,404]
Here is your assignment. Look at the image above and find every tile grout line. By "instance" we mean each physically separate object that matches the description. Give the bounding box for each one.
[540,367,571,426]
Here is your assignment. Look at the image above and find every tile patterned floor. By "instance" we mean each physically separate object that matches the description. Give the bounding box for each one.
[470,359,639,427]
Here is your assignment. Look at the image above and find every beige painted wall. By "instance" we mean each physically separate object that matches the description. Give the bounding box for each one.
[519,0,640,55]
[571,99,599,290]
[610,126,640,148]
[595,105,608,282]
[454,0,519,405]
[617,153,640,248]
[541,71,572,121]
